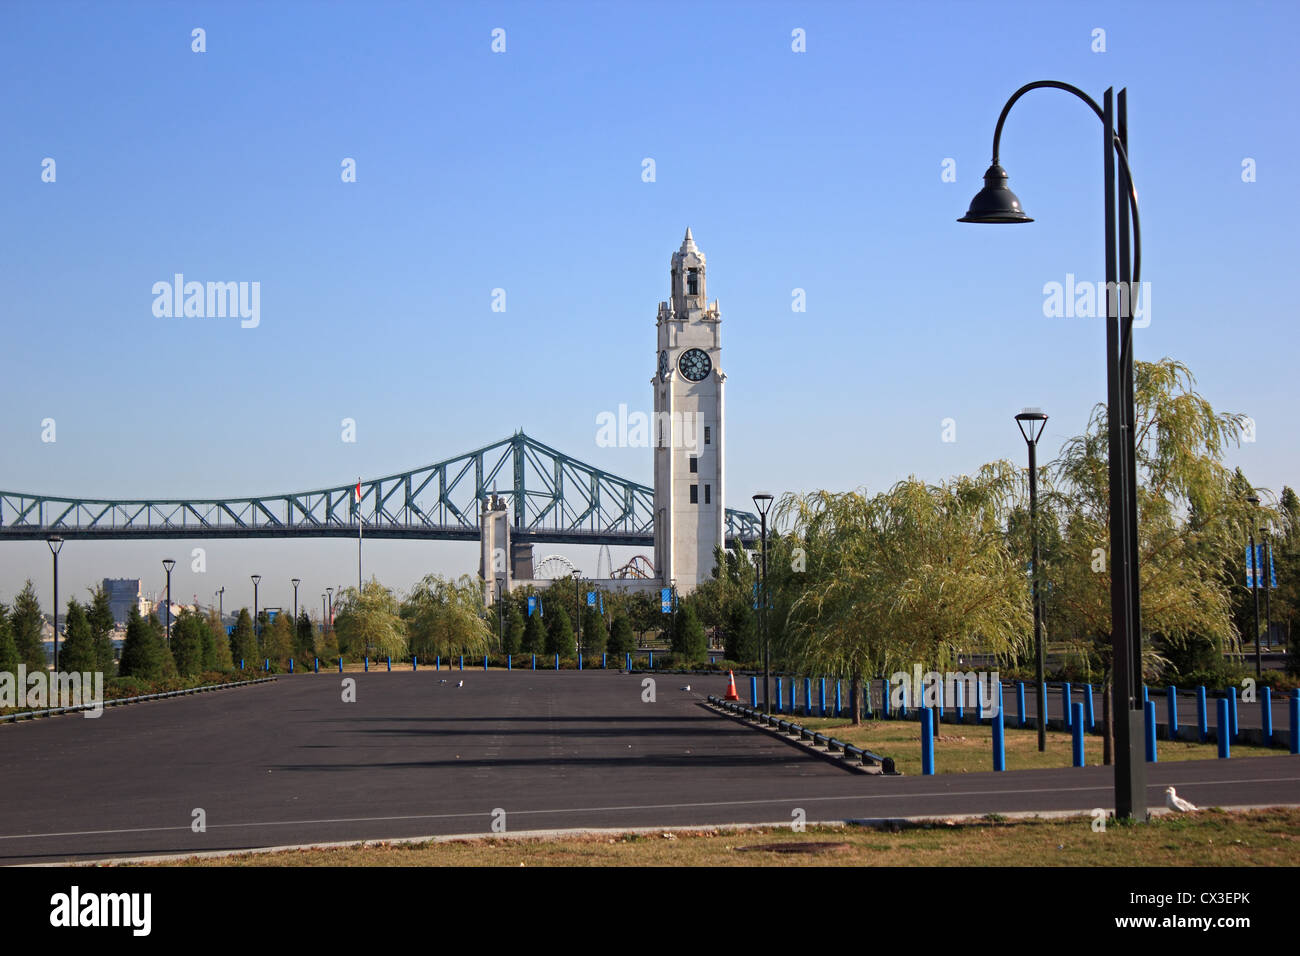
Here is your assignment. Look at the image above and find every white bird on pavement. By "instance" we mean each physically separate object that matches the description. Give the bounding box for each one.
[457,680,464,688]
[1165,787,1198,812]
[681,684,691,692]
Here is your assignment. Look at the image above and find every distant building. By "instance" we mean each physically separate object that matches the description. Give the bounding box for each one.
[103,578,145,624]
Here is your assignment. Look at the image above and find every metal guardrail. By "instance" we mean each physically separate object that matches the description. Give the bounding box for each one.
[706,696,896,774]
[0,677,277,723]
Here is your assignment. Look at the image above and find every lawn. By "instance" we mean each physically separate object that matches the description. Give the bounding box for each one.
[140,807,1300,867]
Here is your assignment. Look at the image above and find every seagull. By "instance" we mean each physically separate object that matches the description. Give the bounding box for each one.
[1165,787,1198,813]
[680,684,691,692]
[457,680,464,688]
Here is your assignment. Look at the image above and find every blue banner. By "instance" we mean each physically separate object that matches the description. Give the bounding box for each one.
[586,590,596,607]
[1270,544,1277,589]
[1246,544,1266,588]
[527,596,537,617]
[660,588,672,614]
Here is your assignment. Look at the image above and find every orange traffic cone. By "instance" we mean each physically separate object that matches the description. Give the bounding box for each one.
[724,670,740,701]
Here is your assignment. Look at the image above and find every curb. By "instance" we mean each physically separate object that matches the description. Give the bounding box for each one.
[701,696,898,775]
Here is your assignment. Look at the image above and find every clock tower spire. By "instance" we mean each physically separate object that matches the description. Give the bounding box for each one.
[653,228,725,594]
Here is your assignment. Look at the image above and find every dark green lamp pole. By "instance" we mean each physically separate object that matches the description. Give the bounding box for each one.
[753,492,774,714]
[960,81,1147,821]
[1016,410,1048,752]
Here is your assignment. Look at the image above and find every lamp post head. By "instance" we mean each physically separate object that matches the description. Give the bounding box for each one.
[250,574,261,585]
[291,578,301,588]
[1015,407,1049,445]
[162,558,176,573]
[752,492,774,518]
[959,164,1034,223]
[47,535,64,555]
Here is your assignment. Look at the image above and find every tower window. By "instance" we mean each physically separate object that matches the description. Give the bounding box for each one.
[689,485,698,504]
[704,484,711,504]
[704,426,711,445]
[687,269,699,295]
[689,456,698,473]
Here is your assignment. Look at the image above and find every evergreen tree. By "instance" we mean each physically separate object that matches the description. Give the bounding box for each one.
[0,604,21,675]
[544,607,574,657]
[119,605,161,680]
[11,580,47,671]
[581,605,606,656]
[608,615,636,656]
[294,609,315,663]
[522,610,545,654]
[504,603,525,656]
[230,608,256,667]
[148,612,179,680]
[672,603,708,662]
[171,609,207,677]
[263,610,294,668]
[86,585,117,675]
[59,600,97,673]
[202,608,233,671]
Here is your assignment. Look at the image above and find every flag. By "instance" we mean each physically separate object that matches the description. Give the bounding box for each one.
[661,588,672,614]
[355,479,362,515]
[527,596,537,617]
[586,590,596,607]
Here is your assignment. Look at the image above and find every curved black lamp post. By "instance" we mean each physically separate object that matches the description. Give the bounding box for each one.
[752,492,774,713]
[48,536,64,669]
[162,558,176,646]
[961,80,1146,821]
[1016,409,1049,752]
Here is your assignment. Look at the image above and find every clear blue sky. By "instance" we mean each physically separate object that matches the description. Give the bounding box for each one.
[2,0,1296,615]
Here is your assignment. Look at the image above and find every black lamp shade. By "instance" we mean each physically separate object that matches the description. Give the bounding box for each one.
[959,164,1033,223]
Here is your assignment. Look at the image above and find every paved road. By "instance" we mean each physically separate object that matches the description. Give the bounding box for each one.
[1,671,1296,865]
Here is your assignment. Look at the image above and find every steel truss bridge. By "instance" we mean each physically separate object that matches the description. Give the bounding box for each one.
[0,432,759,548]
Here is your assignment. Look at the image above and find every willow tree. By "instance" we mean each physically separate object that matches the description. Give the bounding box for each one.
[401,574,490,661]
[334,578,408,661]
[777,465,1028,724]
[1048,357,1250,763]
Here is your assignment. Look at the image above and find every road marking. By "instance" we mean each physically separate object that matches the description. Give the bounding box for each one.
[2,774,1297,843]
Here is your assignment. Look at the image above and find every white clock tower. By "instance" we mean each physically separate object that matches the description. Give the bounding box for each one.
[653,228,725,594]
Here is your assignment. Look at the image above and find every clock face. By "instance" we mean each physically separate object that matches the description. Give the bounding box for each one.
[678,348,711,382]
[658,350,669,380]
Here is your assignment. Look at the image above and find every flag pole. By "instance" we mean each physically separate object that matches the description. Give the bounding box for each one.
[357,477,363,593]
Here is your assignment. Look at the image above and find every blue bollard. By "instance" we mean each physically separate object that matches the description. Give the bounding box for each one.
[460,655,464,671]
[1085,684,1095,730]
[314,657,318,673]
[1217,698,1230,758]
[436,656,440,671]
[625,653,631,671]
[289,658,294,673]
[555,653,559,671]
[1017,682,1026,728]
[804,678,812,717]
[364,657,368,672]
[1167,686,1178,740]
[649,651,653,669]
[337,658,343,673]
[789,679,796,714]
[819,678,827,717]
[1039,681,1048,730]
[992,700,1005,772]
[1072,702,1085,767]
[484,655,488,671]
[1291,693,1299,756]
[1197,686,1208,743]
[1144,700,1157,763]
[387,656,392,672]
[921,709,935,775]
[880,678,890,719]
[579,653,583,671]
[508,654,512,671]
[776,677,783,713]
[955,681,964,723]
[412,656,417,671]
[532,654,536,670]
[835,680,841,718]
[1261,686,1272,743]
[602,653,607,669]
[750,676,758,708]
[1230,687,1238,739]
[1143,684,1148,703]
[997,683,1004,726]
[240,658,244,670]
[1063,683,1072,730]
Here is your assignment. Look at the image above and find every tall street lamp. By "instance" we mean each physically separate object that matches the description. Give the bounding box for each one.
[496,574,506,652]
[1246,495,1262,678]
[1016,409,1049,752]
[47,536,64,670]
[960,80,1147,820]
[162,558,176,646]
[752,493,774,714]
[326,587,334,638]
[251,574,262,651]
[291,578,301,624]
[321,594,327,638]
[216,586,225,623]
